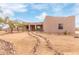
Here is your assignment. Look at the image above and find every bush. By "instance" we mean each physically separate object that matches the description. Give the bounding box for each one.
[64,31,68,35]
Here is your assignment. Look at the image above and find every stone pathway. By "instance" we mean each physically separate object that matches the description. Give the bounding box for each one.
[28,31,63,55]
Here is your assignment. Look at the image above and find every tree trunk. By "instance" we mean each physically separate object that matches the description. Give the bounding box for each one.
[17,26,19,32]
[10,28,13,33]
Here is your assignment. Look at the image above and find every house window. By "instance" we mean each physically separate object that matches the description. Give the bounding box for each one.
[58,24,63,29]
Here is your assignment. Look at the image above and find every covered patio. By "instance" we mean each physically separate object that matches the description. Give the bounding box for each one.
[25,22,43,31]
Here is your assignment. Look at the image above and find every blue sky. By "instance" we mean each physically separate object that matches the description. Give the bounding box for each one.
[0,3,79,27]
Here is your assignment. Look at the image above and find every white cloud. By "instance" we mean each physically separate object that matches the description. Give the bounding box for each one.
[50,4,68,15]
[68,4,79,27]
[73,4,79,15]
[0,3,27,17]
[31,4,49,10]
[71,4,79,27]
[35,12,47,21]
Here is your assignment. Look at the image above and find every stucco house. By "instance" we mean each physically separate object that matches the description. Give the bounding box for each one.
[43,16,75,35]
[24,16,75,35]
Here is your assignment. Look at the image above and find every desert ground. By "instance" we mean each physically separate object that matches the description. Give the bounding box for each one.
[0,31,79,55]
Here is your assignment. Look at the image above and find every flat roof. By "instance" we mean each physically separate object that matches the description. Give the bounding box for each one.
[27,22,43,25]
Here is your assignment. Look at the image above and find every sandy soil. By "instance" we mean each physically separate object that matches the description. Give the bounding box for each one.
[0,31,36,55]
[35,31,79,54]
[0,31,79,55]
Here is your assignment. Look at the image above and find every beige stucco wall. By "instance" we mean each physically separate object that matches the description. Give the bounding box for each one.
[43,16,75,35]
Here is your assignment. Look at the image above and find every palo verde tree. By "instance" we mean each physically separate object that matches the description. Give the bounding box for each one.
[0,17,4,23]
[8,20,15,33]
[0,17,4,30]
[4,17,15,33]
[14,20,28,32]
[0,17,16,32]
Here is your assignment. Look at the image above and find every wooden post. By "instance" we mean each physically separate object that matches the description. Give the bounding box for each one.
[29,25,30,31]
[35,25,37,31]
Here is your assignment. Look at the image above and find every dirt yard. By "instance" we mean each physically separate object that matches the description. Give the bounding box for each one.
[0,31,79,55]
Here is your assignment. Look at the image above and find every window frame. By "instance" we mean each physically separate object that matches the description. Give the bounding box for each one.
[58,24,63,30]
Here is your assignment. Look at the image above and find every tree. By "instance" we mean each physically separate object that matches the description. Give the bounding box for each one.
[0,17,28,32]
[14,21,28,32]
[0,17,5,30]
[8,20,15,33]
[4,17,15,33]
[0,17,4,23]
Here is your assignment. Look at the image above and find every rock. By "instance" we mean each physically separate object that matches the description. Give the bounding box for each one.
[74,34,79,38]
[0,39,15,55]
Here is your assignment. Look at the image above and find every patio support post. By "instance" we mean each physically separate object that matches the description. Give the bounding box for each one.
[35,25,37,31]
[28,24,30,31]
